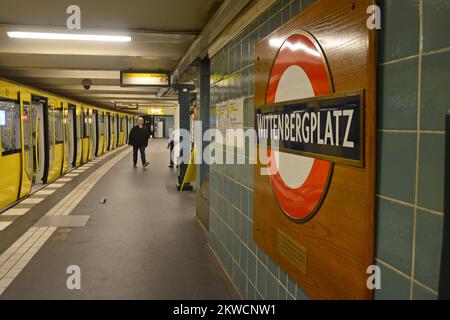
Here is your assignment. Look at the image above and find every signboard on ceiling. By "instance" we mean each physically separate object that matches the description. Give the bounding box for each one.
[120,70,171,87]
[147,108,164,115]
[253,0,377,300]
[115,103,138,109]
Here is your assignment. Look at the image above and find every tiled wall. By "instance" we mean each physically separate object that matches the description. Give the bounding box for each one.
[207,0,449,300]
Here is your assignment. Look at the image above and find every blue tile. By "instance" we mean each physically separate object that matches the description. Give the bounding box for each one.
[291,0,301,17]
[278,268,287,287]
[379,0,420,62]
[377,132,417,203]
[282,3,291,23]
[240,243,248,272]
[296,285,310,300]
[423,0,450,52]
[301,0,315,9]
[258,22,269,41]
[374,263,410,300]
[266,274,279,299]
[270,1,283,16]
[267,257,278,277]
[412,283,437,300]
[247,280,257,300]
[287,276,296,297]
[247,251,257,284]
[414,210,444,290]
[376,198,414,275]
[421,51,450,131]
[418,134,445,212]
[257,247,268,265]
[256,261,267,297]
[378,59,418,130]
[269,12,282,33]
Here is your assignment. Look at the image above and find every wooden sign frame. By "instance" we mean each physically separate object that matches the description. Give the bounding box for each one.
[253,0,377,300]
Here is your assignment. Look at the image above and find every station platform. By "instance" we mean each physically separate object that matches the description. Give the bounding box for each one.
[0,139,238,299]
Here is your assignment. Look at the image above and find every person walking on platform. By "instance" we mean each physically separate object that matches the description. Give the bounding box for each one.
[167,129,175,168]
[128,117,150,168]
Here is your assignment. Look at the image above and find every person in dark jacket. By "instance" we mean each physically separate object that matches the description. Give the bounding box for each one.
[128,117,150,168]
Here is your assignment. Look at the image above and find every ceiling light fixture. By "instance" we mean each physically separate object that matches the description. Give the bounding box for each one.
[7,31,131,42]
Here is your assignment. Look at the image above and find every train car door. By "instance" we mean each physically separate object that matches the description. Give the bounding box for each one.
[116,114,120,147]
[105,112,110,151]
[0,89,22,210]
[92,110,98,157]
[20,94,33,198]
[31,95,48,188]
[68,104,76,167]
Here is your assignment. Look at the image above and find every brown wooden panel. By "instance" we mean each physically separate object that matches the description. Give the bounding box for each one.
[253,0,377,300]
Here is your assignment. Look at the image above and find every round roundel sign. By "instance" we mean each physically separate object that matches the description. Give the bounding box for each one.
[265,32,334,223]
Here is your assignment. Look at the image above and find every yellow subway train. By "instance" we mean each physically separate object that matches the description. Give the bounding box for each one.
[0,78,137,212]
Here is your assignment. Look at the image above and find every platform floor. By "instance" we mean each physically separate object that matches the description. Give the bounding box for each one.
[0,139,238,299]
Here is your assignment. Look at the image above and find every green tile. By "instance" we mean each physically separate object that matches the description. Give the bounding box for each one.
[374,263,410,300]
[376,198,414,275]
[412,283,437,300]
[418,134,445,212]
[378,59,418,130]
[423,0,450,52]
[377,132,417,203]
[414,210,444,290]
[379,0,420,62]
[421,51,450,131]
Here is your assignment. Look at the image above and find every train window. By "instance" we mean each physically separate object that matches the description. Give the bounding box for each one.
[83,112,89,138]
[80,112,85,138]
[0,100,22,155]
[122,117,126,132]
[22,102,31,149]
[54,109,63,143]
[48,106,54,143]
[111,116,115,134]
[99,114,105,135]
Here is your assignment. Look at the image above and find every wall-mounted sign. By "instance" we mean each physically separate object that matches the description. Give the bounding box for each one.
[115,103,138,109]
[256,90,364,167]
[120,70,171,87]
[215,98,245,146]
[253,0,376,300]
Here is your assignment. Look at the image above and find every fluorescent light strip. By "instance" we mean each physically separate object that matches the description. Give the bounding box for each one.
[7,31,131,42]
